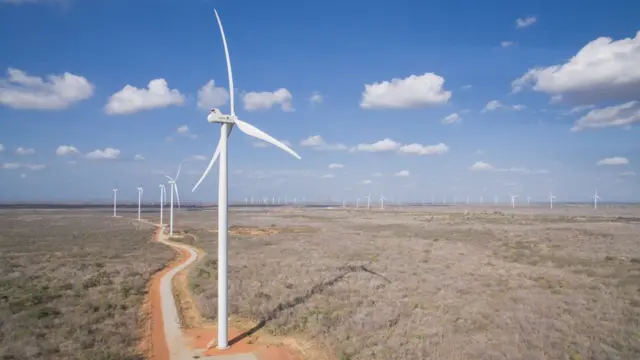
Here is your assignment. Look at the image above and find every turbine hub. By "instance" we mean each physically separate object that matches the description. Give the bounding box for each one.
[207,109,235,124]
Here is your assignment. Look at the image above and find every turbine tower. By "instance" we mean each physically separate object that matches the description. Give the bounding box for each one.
[380,192,387,209]
[548,192,556,209]
[165,163,182,237]
[159,184,166,225]
[594,190,601,209]
[365,194,372,209]
[137,185,144,220]
[509,194,518,209]
[191,9,301,350]
[112,187,118,217]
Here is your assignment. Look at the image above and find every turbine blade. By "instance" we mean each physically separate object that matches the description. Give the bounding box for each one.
[192,126,233,192]
[214,9,235,116]
[165,175,174,182]
[175,162,183,181]
[235,119,301,160]
[174,185,181,208]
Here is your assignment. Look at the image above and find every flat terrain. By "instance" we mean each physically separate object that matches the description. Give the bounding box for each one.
[173,205,640,360]
[0,210,174,360]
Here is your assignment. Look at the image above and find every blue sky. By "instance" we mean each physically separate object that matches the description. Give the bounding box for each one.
[1,0,639,203]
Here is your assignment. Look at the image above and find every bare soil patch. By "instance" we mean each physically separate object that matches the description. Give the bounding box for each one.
[0,211,174,360]
[173,206,640,360]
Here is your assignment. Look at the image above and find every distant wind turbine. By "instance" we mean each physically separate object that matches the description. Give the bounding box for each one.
[509,194,518,209]
[165,163,182,236]
[527,196,531,206]
[137,185,144,220]
[112,187,118,217]
[380,192,387,209]
[594,190,601,209]
[549,192,556,209]
[159,184,166,225]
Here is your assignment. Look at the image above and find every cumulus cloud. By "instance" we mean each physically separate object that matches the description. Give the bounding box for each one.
[105,78,185,115]
[0,68,94,110]
[512,104,526,110]
[394,170,410,177]
[310,92,323,104]
[56,145,80,156]
[134,154,145,161]
[515,16,537,29]
[15,147,35,155]
[470,161,493,171]
[243,88,293,111]
[2,162,45,170]
[398,143,449,155]
[351,139,449,156]
[299,135,347,151]
[571,101,640,131]
[176,124,197,139]
[360,73,452,109]
[352,138,401,152]
[85,147,120,160]
[441,112,461,124]
[197,79,229,110]
[512,32,640,103]
[328,163,344,169]
[361,179,372,185]
[482,100,503,112]
[597,156,629,165]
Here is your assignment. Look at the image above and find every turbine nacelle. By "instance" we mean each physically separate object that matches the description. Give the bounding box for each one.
[208,108,235,124]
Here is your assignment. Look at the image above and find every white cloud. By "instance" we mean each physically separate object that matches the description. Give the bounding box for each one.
[597,157,629,166]
[501,41,515,48]
[398,143,449,155]
[328,163,344,169]
[310,92,323,104]
[395,170,410,177]
[512,104,526,110]
[482,100,503,112]
[105,78,185,115]
[619,171,636,177]
[441,112,461,124]
[56,145,80,156]
[361,179,372,185]
[512,32,640,103]
[85,147,120,160]
[360,73,452,109]
[299,135,347,151]
[2,162,45,170]
[470,161,493,171]
[134,154,145,161]
[186,154,207,162]
[461,84,472,90]
[567,104,596,114]
[176,125,197,139]
[15,147,35,155]
[322,174,335,179]
[0,144,4,152]
[515,16,537,29]
[0,68,94,110]
[243,88,293,112]
[197,79,229,110]
[571,101,640,131]
[352,138,401,152]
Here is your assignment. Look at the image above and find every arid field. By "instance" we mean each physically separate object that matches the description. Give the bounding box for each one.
[0,209,174,360]
[1,205,639,360]
[173,205,640,360]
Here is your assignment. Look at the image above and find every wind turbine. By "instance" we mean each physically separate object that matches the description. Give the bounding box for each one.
[137,185,144,220]
[380,192,387,209]
[509,194,518,209]
[594,190,601,209]
[159,184,166,225]
[165,163,182,237]
[365,194,371,209]
[112,187,118,217]
[548,192,556,209]
[191,9,301,350]
[527,196,531,206]
[480,195,484,205]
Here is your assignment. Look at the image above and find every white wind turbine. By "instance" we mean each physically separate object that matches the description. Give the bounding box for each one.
[365,194,371,209]
[165,164,182,237]
[191,9,301,350]
[137,185,144,220]
[593,189,601,209]
[509,193,518,209]
[112,187,118,217]
[380,192,387,209]
[527,196,531,206]
[548,192,556,209]
[159,184,167,225]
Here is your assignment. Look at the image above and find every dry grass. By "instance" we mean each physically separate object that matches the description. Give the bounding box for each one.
[175,206,640,360]
[0,210,174,360]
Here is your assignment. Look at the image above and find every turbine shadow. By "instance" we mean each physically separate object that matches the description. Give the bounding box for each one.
[228,264,390,345]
